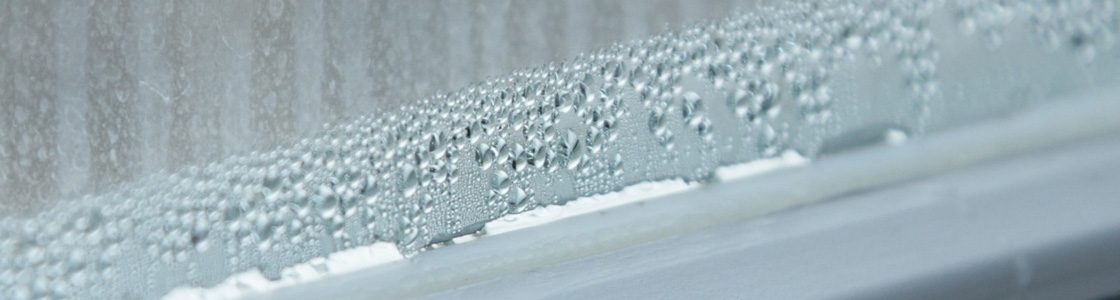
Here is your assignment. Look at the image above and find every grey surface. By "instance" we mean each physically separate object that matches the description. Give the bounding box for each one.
[0,0,757,211]
[427,136,1120,300]
[246,87,1120,299]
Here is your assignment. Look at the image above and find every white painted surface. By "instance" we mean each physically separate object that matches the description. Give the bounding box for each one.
[244,89,1120,299]
[433,136,1120,299]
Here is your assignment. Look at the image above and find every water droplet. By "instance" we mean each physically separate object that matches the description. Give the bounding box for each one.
[491,170,511,194]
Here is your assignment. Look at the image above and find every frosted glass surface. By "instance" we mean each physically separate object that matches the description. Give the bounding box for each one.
[0,0,744,211]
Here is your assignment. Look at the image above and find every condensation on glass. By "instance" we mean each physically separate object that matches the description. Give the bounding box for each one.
[0,0,1118,298]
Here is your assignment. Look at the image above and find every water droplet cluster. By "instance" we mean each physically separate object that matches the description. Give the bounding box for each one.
[956,0,1116,62]
[1,0,1115,298]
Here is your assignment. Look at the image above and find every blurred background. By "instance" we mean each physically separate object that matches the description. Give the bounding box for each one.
[0,0,763,212]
